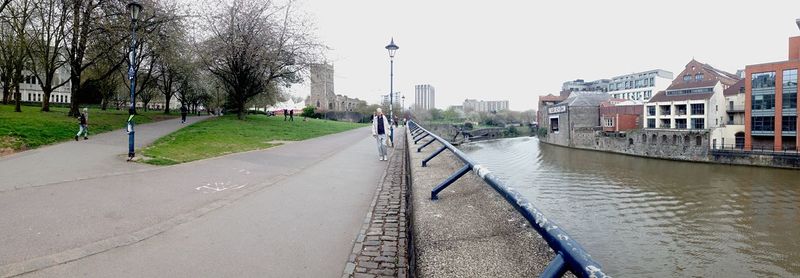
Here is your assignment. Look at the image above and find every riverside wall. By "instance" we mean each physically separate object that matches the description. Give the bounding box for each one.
[541,128,800,169]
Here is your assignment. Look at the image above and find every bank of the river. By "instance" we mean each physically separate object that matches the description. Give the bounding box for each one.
[460,136,800,277]
[539,128,800,169]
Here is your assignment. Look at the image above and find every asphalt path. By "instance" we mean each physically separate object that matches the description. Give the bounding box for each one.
[0,121,389,278]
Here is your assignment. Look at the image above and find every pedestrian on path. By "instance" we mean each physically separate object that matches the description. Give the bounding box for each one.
[289,109,294,121]
[283,109,288,121]
[75,108,89,141]
[180,105,188,123]
[372,108,390,161]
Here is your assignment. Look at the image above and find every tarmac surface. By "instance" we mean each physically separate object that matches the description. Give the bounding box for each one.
[0,118,389,278]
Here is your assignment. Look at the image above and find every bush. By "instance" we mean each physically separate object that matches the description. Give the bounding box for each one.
[301,105,317,118]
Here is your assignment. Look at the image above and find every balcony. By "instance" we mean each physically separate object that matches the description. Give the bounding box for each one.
[727,104,745,113]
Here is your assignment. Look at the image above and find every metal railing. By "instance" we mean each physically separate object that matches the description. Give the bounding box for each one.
[711,143,800,155]
[408,120,609,278]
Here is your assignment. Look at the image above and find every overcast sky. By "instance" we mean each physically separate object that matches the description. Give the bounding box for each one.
[282,1,800,111]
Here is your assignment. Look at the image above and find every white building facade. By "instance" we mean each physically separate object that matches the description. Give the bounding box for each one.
[608,69,673,102]
[414,84,435,110]
[7,67,72,104]
[463,99,509,112]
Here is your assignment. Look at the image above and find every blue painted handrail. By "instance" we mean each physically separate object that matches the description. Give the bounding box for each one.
[407,120,610,278]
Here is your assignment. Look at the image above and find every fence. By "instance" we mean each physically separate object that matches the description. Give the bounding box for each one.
[711,143,800,155]
[408,120,609,278]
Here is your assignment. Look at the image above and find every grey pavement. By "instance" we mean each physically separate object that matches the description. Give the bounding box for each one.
[0,115,208,192]
[0,125,390,277]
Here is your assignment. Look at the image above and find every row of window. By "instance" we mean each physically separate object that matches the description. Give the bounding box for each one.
[611,90,653,101]
[752,69,798,89]
[751,116,797,132]
[647,104,705,116]
[682,73,704,82]
[25,93,69,103]
[646,118,705,129]
[608,77,657,92]
[751,92,798,110]
[665,87,714,96]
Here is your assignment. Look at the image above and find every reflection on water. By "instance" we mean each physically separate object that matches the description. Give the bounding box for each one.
[460,137,800,277]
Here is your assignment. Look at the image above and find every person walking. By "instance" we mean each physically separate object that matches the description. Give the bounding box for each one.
[372,108,390,161]
[180,105,188,124]
[283,109,288,121]
[289,109,294,121]
[75,109,88,141]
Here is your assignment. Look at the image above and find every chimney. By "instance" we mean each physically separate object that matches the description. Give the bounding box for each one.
[792,19,800,60]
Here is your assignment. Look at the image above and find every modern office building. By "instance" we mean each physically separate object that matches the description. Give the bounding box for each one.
[744,35,800,151]
[414,84,435,110]
[645,59,741,146]
[607,69,673,101]
[561,79,610,93]
[381,92,401,106]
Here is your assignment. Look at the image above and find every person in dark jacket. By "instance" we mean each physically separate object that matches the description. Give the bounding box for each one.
[75,110,88,141]
[180,105,188,123]
[289,109,294,121]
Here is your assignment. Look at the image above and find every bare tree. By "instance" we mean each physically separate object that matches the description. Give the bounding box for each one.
[2,0,32,112]
[199,0,321,119]
[0,0,12,14]
[26,0,70,111]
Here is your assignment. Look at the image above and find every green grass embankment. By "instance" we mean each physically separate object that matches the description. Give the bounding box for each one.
[141,115,366,165]
[0,104,176,155]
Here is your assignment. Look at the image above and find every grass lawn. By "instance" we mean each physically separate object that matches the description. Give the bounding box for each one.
[0,104,177,155]
[141,115,367,165]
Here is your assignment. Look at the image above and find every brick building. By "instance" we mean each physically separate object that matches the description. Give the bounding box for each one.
[600,100,643,133]
[744,35,800,151]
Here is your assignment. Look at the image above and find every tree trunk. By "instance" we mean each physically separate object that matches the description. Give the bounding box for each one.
[237,102,246,120]
[13,87,21,112]
[68,73,80,116]
[100,98,107,110]
[1,84,8,104]
[143,100,149,111]
[41,89,52,112]
[163,93,172,114]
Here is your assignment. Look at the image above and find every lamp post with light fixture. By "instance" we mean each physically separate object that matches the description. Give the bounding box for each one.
[385,38,398,146]
[126,1,142,161]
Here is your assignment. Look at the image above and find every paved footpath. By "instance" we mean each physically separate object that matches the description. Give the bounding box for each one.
[0,115,208,192]
[0,122,394,277]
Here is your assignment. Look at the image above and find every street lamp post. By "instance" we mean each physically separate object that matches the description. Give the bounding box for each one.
[401,95,405,120]
[126,1,142,161]
[385,38,398,147]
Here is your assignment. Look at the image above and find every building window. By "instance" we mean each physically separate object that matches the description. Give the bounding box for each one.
[683,75,691,82]
[647,106,656,116]
[752,116,774,131]
[783,69,798,109]
[695,73,704,81]
[660,105,671,115]
[642,134,647,143]
[647,119,655,128]
[752,94,775,110]
[691,118,705,129]
[782,116,797,131]
[550,117,559,133]
[660,119,671,128]
[695,136,702,146]
[650,77,655,86]
[675,119,687,129]
[752,72,776,89]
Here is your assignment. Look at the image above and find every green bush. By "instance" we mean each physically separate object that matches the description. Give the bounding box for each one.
[301,105,317,118]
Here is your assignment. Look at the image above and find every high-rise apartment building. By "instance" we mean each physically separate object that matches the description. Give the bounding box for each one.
[463,99,509,113]
[415,84,435,110]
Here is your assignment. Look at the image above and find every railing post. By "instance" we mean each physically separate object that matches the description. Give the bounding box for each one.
[431,164,471,200]
[422,146,447,167]
[417,138,437,152]
[540,253,567,278]
[414,134,430,144]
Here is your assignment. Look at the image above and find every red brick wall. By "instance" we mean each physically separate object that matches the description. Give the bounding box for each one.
[790,36,800,61]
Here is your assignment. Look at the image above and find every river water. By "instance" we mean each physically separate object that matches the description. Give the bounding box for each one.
[458,137,800,277]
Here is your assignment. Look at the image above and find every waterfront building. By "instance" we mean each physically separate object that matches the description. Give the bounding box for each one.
[715,79,747,148]
[744,35,800,151]
[463,99,509,113]
[645,60,741,148]
[414,84,435,110]
[305,63,362,111]
[543,91,611,146]
[607,69,673,101]
[537,94,565,129]
[600,99,643,133]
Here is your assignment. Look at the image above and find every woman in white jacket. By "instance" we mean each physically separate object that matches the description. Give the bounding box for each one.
[372,108,391,161]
